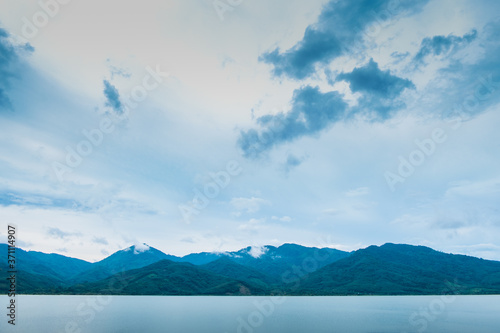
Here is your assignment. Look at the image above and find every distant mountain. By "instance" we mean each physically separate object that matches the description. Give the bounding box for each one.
[200,257,278,289]
[298,243,500,295]
[0,261,64,294]
[181,252,225,265]
[0,243,91,283]
[182,243,351,280]
[3,242,500,296]
[67,259,268,295]
[70,244,181,284]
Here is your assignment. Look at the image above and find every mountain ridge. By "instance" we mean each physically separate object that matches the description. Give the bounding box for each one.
[1,242,500,295]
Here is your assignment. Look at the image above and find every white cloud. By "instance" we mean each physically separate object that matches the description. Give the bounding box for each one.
[248,245,269,258]
[272,215,292,222]
[230,197,271,214]
[133,243,150,254]
[345,187,370,197]
[238,218,266,232]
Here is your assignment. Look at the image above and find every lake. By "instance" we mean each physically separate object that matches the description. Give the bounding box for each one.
[1,295,499,332]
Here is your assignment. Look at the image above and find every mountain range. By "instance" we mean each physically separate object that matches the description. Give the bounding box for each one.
[1,242,500,295]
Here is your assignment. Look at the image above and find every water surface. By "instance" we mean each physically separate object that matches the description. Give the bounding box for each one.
[1,295,499,332]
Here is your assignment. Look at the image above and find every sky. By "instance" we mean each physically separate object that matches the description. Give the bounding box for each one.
[0,0,499,262]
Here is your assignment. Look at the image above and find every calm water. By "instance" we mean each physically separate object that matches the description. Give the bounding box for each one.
[0,295,499,332]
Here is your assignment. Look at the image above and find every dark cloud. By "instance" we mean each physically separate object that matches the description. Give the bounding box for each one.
[260,28,342,80]
[238,86,347,158]
[338,59,415,119]
[260,0,429,80]
[413,30,477,66]
[239,60,415,159]
[338,59,414,99]
[433,20,500,119]
[0,27,34,110]
[103,80,123,113]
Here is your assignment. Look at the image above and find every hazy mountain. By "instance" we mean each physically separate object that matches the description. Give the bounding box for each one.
[181,243,351,280]
[0,261,65,294]
[0,243,91,283]
[3,242,500,296]
[298,243,500,295]
[67,259,267,296]
[200,257,278,289]
[180,252,226,265]
[70,244,181,284]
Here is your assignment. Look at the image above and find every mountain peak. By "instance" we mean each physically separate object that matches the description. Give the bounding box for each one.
[124,243,151,254]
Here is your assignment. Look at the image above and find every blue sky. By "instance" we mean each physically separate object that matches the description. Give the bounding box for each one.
[0,0,499,262]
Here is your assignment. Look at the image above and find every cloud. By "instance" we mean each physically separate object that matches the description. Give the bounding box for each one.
[260,29,342,80]
[103,79,123,113]
[0,193,53,207]
[16,240,33,248]
[106,60,132,79]
[238,218,266,233]
[345,187,370,197]
[180,236,196,243]
[0,27,34,110]
[0,191,95,211]
[283,153,306,174]
[272,215,292,222]
[133,242,150,254]
[413,30,477,66]
[92,236,109,245]
[231,197,270,213]
[338,59,414,99]
[239,61,413,158]
[238,86,347,157]
[321,208,341,216]
[393,178,500,232]
[47,227,82,240]
[248,245,268,258]
[337,59,415,119]
[260,0,429,80]
[451,243,500,259]
[444,179,500,199]
[431,20,500,119]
